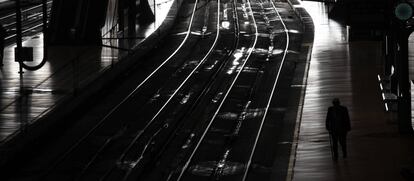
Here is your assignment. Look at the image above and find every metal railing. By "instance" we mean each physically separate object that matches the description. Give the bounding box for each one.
[0,0,52,42]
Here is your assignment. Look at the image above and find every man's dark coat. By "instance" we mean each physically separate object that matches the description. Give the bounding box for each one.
[326,105,351,134]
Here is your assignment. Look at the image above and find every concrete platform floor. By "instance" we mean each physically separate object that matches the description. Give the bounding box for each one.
[291,2,414,181]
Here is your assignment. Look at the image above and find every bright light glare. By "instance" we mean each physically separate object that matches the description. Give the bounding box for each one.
[233,52,243,60]
[222,21,230,29]
[227,48,245,75]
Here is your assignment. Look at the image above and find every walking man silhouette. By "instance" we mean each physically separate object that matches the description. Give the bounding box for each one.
[326,98,351,161]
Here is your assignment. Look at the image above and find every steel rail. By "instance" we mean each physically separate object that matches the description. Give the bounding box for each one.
[66,0,220,179]
[154,1,242,179]
[176,0,259,179]
[196,1,248,180]
[116,0,222,179]
[117,0,221,174]
[241,0,290,180]
[40,0,202,178]
[74,126,127,181]
[97,0,220,178]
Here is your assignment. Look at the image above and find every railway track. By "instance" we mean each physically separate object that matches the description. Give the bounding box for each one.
[21,0,292,180]
[132,0,290,180]
[39,0,225,180]
[163,0,290,180]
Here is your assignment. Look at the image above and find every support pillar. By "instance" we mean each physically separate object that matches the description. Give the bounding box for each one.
[128,0,137,36]
[396,27,414,134]
[15,0,23,74]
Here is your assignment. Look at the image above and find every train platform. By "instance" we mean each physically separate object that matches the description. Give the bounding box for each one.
[289,1,414,181]
[0,0,177,165]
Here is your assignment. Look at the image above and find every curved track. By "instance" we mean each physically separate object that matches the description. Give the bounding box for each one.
[39,0,225,180]
[167,0,290,180]
[24,0,292,180]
